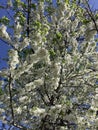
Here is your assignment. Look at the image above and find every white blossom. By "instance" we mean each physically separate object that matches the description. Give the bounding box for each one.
[36,48,50,63]
[16,107,22,114]
[33,78,43,86]
[33,108,45,115]
[19,96,28,102]
[16,22,22,32]
[8,49,19,69]
[51,15,57,24]
[51,77,59,89]
[19,38,30,51]
[50,104,62,110]
[0,24,10,40]
[85,29,96,41]
[0,108,5,114]
[25,82,34,87]
[95,88,98,93]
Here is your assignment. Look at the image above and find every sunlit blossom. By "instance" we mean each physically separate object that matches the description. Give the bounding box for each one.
[0,24,10,40]
[16,107,22,114]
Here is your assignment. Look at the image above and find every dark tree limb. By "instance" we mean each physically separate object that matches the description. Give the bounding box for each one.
[8,73,14,125]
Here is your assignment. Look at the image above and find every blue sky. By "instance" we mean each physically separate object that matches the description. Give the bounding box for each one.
[89,0,98,9]
[0,0,13,69]
[0,0,98,70]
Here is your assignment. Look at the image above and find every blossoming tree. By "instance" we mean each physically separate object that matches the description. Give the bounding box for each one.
[0,0,98,129]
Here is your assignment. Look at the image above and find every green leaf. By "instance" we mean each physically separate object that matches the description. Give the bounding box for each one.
[65,0,69,5]
[95,14,98,19]
[49,49,56,56]
[45,7,55,14]
[0,88,3,95]
[82,19,90,24]
[0,16,10,25]
[56,32,62,39]
[14,12,26,25]
[31,4,36,10]
[34,21,41,28]
[21,2,27,9]
[66,100,71,106]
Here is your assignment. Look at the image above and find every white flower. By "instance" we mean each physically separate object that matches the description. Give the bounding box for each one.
[36,48,50,63]
[19,96,28,102]
[14,20,22,39]
[51,104,62,110]
[58,10,65,18]
[8,49,19,69]
[73,19,78,28]
[51,15,57,24]
[0,108,5,114]
[95,94,98,100]
[36,13,40,20]
[59,3,66,11]
[51,62,61,77]
[37,48,47,58]
[77,116,84,124]
[85,29,96,41]
[29,54,39,63]
[16,22,22,32]
[64,54,72,65]
[65,113,75,122]
[19,38,30,51]
[23,106,27,110]
[33,108,45,115]
[35,32,42,43]
[92,98,98,108]
[25,82,36,91]
[16,107,22,114]
[0,24,10,40]
[14,17,22,32]
[60,126,67,130]
[95,118,98,127]
[51,77,59,89]
[95,88,98,93]
[26,82,34,87]
[33,78,43,86]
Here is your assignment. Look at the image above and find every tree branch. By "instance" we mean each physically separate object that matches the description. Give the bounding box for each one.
[8,73,14,125]
[84,0,98,32]
[0,37,19,51]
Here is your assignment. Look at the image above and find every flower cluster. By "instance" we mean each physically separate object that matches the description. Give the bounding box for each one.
[0,0,98,130]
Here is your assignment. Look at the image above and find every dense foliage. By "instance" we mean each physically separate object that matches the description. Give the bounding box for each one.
[0,0,98,129]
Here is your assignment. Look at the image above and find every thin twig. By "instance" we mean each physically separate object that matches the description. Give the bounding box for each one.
[84,0,98,32]
[37,88,48,106]
[0,38,19,51]
[8,73,14,125]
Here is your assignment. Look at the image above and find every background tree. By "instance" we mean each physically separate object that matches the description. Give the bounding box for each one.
[0,0,98,129]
